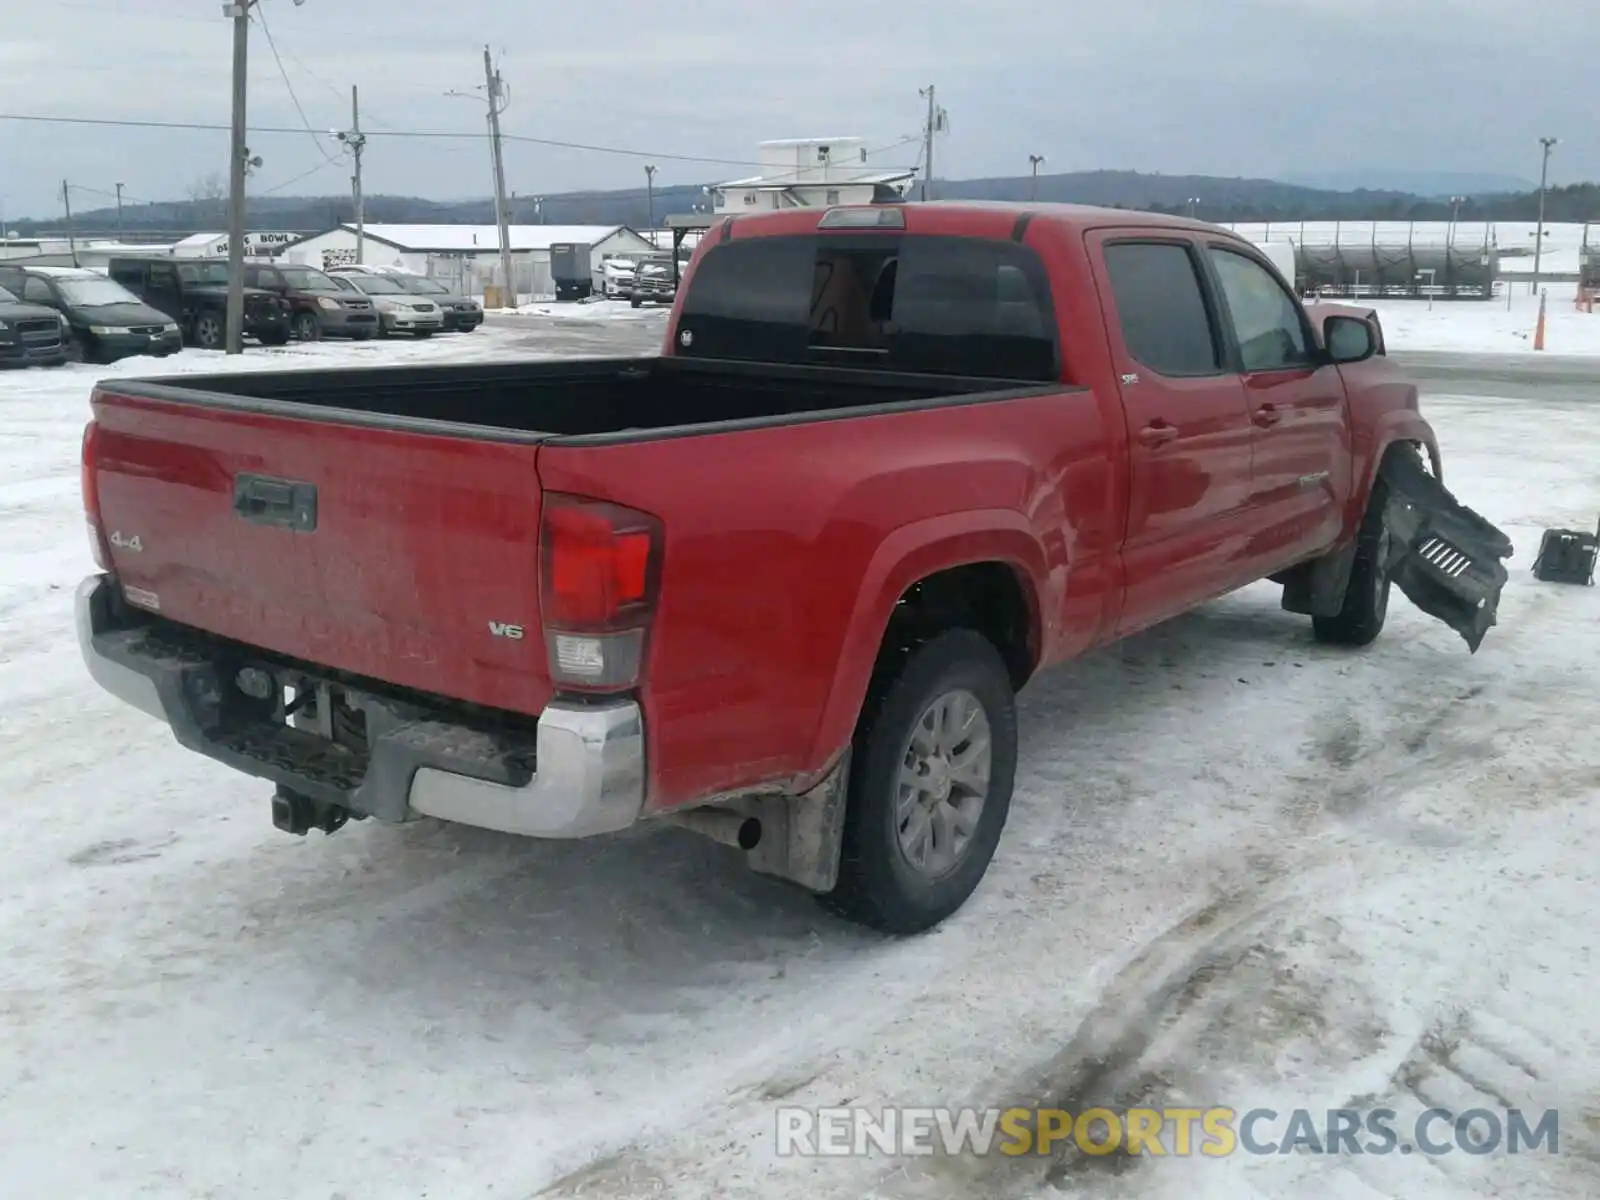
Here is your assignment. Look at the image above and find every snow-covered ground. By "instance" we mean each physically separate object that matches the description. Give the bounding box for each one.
[1,332,1597,1199]
[500,297,671,320]
[1366,281,1600,356]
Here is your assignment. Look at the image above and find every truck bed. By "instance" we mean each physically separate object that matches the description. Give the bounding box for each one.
[86,354,1059,725]
[109,356,1047,445]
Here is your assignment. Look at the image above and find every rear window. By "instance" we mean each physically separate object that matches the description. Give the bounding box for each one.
[675,233,1060,380]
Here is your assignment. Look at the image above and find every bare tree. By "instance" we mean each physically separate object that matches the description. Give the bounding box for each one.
[185,173,226,227]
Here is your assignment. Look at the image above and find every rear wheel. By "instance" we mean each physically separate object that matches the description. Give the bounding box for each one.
[820,630,1017,935]
[1313,467,1395,646]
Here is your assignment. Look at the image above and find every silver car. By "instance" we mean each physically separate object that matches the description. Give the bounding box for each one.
[329,272,444,337]
[385,274,484,332]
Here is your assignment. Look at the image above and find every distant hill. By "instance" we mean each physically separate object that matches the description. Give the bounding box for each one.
[11,170,1594,240]
[1278,170,1539,197]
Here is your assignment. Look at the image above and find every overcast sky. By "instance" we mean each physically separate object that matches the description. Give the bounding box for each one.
[0,0,1589,223]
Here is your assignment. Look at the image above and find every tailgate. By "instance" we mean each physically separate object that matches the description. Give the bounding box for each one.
[88,389,554,715]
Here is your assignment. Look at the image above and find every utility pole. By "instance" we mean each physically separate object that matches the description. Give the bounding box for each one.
[115,182,125,238]
[483,46,515,305]
[644,164,657,229]
[61,180,79,267]
[1028,154,1045,201]
[338,85,367,263]
[919,85,937,201]
[224,1,252,355]
[1533,136,1558,295]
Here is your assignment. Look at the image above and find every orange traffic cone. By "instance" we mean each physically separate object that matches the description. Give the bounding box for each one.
[1534,290,1547,351]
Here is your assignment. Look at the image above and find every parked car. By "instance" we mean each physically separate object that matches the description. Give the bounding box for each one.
[382,274,483,331]
[106,257,290,350]
[0,265,180,363]
[76,202,1512,936]
[242,261,378,342]
[0,282,68,367]
[598,257,635,300]
[629,254,677,307]
[325,270,443,337]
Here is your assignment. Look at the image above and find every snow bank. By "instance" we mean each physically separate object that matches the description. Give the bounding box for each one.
[498,297,671,320]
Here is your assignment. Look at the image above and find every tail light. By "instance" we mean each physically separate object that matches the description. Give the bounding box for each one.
[81,419,110,571]
[539,493,663,692]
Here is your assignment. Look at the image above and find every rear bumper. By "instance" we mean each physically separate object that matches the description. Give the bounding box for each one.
[75,574,646,838]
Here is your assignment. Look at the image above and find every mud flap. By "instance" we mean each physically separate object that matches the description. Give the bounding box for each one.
[1380,450,1513,653]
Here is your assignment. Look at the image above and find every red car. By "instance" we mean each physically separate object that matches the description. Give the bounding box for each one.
[77,202,1510,933]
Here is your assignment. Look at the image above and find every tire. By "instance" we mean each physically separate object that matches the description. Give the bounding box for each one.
[292,313,321,342]
[631,297,642,309]
[1312,464,1395,647]
[192,314,223,350]
[820,629,1018,935]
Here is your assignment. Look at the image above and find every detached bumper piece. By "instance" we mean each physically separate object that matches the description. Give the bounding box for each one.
[1380,451,1513,653]
[75,575,645,839]
[1531,516,1598,586]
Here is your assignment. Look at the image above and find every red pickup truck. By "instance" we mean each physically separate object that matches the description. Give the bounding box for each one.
[76,203,1511,934]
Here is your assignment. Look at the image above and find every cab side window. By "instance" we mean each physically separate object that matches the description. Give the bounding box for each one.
[1101,241,1222,377]
[1207,247,1314,373]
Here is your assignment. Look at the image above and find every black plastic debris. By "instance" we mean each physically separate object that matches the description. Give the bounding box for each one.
[1380,450,1514,653]
[1531,516,1598,587]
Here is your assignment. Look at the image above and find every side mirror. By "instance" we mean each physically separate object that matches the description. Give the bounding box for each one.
[1324,314,1376,364]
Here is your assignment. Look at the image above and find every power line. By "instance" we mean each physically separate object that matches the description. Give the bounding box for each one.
[0,110,885,170]
[259,157,344,196]
[251,3,341,166]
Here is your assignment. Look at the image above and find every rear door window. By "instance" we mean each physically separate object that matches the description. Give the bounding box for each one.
[676,233,1060,380]
[1101,241,1221,377]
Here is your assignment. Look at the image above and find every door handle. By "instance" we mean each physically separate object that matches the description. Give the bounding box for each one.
[1137,422,1179,447]
[1252,403,1282,427]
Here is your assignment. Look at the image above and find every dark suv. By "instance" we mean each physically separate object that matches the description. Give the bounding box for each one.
[107,257,291,350]
[0,283,67,367]
[242,261,378,341]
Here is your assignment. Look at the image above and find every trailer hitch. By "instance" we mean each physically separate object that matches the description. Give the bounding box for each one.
[1379,450,1513,653]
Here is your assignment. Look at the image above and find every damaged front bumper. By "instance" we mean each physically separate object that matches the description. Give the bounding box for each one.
[1380,450,1513,653]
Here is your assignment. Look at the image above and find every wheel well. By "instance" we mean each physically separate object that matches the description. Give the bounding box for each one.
[875,563,1036,692]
